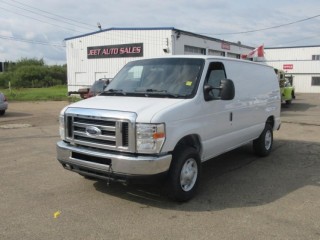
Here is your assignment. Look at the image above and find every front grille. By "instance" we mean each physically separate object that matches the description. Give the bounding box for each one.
[64,108,135,152]
[122,122,129,147]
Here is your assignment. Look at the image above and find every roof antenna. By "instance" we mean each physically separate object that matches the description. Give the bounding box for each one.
[97,22,102,31]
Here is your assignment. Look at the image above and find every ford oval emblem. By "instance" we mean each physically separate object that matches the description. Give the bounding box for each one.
[85,126,101,136]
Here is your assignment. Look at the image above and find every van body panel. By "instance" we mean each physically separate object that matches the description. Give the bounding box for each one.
[56,56,281,199]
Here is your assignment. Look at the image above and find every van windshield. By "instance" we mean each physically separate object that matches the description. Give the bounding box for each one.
[104,58,204,98]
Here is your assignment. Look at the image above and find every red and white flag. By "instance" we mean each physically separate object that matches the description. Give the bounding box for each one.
[241,45,264,59]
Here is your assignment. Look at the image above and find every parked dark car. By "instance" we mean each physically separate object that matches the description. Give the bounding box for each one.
[0,92,8,116]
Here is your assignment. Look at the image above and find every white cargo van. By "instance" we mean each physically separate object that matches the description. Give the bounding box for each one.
[57,56,281,201]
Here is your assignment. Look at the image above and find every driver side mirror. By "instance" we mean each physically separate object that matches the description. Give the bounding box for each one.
[204,79,235,101]
[220,79,235,100]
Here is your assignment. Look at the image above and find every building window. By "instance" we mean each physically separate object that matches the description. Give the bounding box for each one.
[184,45,206,55]
[312,55,320,60]
[208,49,225,56]
[311,77,320,86]
[227,52,240,59]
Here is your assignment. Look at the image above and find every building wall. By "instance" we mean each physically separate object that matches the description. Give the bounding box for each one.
[66,29,172,91]
[65,28,253,92]
[173,33,251,58]
[264,46,320,93]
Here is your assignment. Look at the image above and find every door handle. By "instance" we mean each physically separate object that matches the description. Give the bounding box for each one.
[229,112,233,122]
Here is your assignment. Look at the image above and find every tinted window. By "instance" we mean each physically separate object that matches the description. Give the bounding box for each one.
[205,62,226,99]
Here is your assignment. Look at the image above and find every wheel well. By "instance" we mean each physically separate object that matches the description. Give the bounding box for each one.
[266,116,275,128]
[174,134,202,156]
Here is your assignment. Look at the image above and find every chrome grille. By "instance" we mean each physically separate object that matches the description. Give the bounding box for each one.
[64,108,136,152]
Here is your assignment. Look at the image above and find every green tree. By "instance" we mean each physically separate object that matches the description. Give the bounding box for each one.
[0,72,11,88]
[0,58,67,88]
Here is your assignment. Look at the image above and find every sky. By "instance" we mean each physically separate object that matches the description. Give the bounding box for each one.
[0,0,320,65]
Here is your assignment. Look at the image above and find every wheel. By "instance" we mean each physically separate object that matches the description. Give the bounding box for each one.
[285,99,292,105]
[167,146,201,202]
[0,110,5,116]
[292,91,296,99]
[253,124,273,157]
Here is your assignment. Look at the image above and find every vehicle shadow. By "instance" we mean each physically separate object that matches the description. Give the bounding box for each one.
[281,102,317,112]
[93,139,320,211]
[281,93,319,112]
[0,111,32,119]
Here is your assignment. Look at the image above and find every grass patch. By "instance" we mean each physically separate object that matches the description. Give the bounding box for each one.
[0,85,78,101]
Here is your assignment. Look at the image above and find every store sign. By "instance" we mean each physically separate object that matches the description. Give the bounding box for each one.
[283,64,293,70]
[221,42,230,50]
[87,43,143,59]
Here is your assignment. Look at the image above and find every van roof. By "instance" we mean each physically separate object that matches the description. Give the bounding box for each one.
[136,55,272,68]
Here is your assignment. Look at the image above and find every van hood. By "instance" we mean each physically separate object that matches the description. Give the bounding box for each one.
[68,96,185,122]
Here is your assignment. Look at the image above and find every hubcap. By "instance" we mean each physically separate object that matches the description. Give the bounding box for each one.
[180,158,198,192]
[265,130,272,150]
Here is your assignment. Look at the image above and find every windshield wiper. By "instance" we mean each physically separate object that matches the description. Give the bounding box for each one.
[101,89,126,96]
[135,89,180,98]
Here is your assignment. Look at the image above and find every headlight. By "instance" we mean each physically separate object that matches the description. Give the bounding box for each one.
[136,123,165,154]
[59,113,65,140]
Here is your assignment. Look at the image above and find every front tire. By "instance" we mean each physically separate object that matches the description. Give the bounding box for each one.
[0,110,5,116]
[253,124,273,157]
[167,146,201,202]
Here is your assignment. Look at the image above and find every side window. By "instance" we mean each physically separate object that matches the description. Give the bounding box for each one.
[205,62,226,99]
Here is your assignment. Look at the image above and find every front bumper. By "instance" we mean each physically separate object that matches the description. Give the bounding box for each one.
[0,102,8,111]
[56,141,172,179]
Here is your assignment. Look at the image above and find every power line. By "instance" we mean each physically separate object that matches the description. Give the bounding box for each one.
[0,0,96,31]
[0,34,65,47]
[280,34,320,46]
[10,0,96,29]
[0,6,84,34]
[202,14,320,36]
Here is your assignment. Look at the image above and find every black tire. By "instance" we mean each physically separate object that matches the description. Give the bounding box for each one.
[253,124,273,157]
[167,146,201,202]
[0,110,5,116]
[285,100,292,105]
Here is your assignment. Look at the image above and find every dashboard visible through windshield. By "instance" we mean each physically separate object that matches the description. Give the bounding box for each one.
[103,58,204,98]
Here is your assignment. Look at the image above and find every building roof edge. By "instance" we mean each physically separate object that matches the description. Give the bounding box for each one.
[64,27,176,41]
[265,45,320,50]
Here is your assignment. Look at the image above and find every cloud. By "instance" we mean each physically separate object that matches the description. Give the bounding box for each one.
[24,32,35,40]
[0,30,13,37]
[0,0,319,64]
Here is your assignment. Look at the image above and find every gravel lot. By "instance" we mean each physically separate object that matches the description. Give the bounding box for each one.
[0,94,319,240]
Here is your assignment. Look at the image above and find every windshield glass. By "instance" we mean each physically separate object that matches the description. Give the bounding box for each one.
[105,58,204,98]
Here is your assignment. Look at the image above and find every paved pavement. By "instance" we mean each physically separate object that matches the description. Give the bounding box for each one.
[0,94,319,240]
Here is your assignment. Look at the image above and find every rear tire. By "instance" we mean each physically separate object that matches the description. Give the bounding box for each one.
[167,146,201,202]
[0,110,5,116]
[253,124,273,157]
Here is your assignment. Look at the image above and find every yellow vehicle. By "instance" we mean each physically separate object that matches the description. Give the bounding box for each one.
[274,69,295,105]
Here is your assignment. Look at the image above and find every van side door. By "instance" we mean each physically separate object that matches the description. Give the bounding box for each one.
[201,62,235,160]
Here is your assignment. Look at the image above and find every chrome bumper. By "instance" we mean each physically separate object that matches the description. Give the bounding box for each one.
[56,141,172,176]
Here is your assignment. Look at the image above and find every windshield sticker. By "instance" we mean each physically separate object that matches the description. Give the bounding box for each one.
[186,81,193,86]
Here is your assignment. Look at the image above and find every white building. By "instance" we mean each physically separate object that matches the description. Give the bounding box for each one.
[65,27,253,92]
[264,45,320,93]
